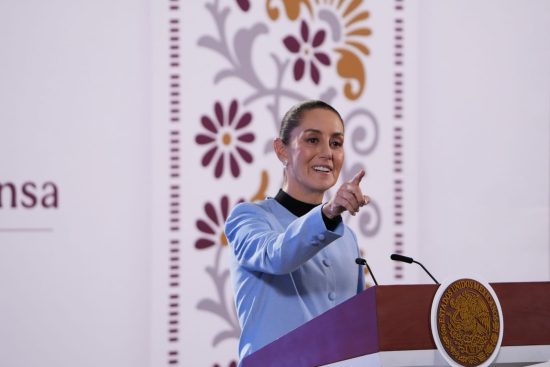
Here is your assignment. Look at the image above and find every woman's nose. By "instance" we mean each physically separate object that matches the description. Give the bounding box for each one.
[319,142,332,159]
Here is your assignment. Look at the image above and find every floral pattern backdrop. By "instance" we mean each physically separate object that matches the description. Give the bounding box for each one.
[153,0,418,365]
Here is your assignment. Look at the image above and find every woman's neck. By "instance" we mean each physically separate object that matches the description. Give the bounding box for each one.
[281,183,324,205]
[274,189,318,217]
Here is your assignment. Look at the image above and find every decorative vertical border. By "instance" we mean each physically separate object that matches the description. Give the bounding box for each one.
[393,0,405,280]
[167,0,181,365]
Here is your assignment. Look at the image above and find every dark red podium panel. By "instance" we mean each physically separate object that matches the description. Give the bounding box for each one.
[242,282,550,367]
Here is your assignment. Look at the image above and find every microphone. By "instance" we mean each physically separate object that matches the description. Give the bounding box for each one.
[355,257,379,286]
[390,254,440,284]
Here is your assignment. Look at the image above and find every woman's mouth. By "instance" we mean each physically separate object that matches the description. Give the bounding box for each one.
[313,165,332,173]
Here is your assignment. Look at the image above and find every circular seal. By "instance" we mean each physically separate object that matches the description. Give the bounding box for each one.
[430,278,504,367]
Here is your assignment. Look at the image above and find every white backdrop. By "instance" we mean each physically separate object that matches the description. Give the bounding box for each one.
[418,0,550,283]
[0,1,151,367]
[0,1,548,367]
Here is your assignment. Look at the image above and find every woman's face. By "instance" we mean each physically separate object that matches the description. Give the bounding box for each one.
[280,108,344,203]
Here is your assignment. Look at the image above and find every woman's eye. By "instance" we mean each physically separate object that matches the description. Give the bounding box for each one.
[331,141,343,147]
[306,137,318,143]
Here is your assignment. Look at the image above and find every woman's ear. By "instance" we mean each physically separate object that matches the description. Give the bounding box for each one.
[273,138,288,167]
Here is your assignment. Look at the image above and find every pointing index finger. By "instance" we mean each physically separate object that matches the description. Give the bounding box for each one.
[350,169,366,186]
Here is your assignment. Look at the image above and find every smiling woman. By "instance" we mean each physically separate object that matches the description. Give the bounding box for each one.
[224,100,371,364]
[274,107,344,204]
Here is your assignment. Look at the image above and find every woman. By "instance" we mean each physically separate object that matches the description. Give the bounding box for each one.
[224,100,370,362]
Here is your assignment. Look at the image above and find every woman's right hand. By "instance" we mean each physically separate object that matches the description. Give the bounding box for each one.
[322,169,370,219]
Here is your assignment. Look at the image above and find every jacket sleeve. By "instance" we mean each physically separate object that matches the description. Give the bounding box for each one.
[224,202,344,274]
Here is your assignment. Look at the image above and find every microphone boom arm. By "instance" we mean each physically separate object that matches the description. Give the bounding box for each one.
[413,260,439,285]
[390,253,440,285]
[355,257,379,286]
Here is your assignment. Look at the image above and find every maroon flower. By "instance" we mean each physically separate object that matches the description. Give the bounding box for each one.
[235,0,249,11]
[195,100,255,178]
[283,20,331,84]
[195,195,243,250]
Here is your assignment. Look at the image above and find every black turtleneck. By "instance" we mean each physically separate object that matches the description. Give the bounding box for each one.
[274,189,342,231]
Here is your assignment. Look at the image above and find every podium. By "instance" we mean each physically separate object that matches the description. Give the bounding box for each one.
[242,282,550,367]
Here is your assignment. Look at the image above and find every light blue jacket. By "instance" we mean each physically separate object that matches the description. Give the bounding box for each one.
[225,197,365,362]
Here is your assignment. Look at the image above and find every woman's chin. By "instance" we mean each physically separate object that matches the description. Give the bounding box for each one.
[312,180,337,193]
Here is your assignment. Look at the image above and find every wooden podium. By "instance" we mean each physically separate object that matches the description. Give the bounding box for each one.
[242,282,550,367]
